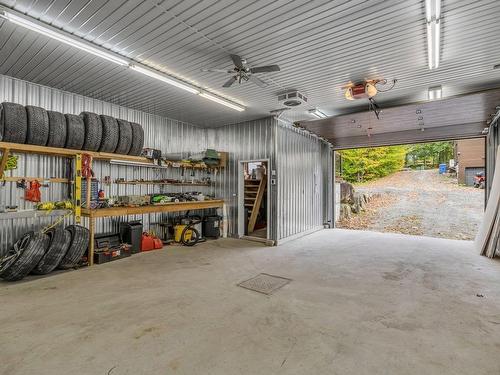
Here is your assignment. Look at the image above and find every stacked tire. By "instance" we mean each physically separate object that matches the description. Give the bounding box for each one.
[0,224,89,282]
[0,102,144,155]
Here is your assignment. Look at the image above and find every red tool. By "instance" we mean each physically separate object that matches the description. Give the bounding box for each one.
[24,180,41,202]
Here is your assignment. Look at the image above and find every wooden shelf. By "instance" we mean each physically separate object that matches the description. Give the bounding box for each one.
[0,209,72,220]
[0,141,152,163]
[0,142,227,169]
[81,199,224,218]
[115,181,210,187]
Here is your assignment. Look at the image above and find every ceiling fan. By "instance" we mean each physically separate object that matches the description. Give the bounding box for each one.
[201,54,280,88]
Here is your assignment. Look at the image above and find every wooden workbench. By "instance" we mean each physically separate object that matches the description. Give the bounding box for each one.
[81,200,224,265]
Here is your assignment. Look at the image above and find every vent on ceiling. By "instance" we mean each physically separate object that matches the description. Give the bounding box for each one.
[278,91,308,107]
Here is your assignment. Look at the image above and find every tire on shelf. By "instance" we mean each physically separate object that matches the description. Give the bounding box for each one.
[47,110,67,148]
[65,114,85,150]
[81,112,103,151]
[128,122,144,156]
[0,232,50,281]
[26,105,50,146]
[32,227,71,275]
[0,102,27,143]
[115,119,133,154]
[99,115,119,152]
[58,225,90,269]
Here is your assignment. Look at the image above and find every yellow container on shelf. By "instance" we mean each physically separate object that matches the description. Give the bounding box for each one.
[174,225,192,242]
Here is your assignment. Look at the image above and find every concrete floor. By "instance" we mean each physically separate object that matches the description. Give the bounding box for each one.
[2,229,500,375]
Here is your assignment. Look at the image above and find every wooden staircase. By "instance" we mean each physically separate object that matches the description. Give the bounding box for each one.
[245,177,267,233]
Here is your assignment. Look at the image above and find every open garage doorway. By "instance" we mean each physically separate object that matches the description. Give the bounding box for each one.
[238,160,270,242]
[335,139,486,240]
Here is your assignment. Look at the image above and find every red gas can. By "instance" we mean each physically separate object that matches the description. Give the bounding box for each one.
[141,233,155,252]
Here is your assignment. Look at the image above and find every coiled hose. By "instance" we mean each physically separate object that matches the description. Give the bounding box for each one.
[180,217,207,247]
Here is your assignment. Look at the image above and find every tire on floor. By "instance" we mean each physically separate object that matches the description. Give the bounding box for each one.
[0,232,50,281]
[115,119,133,154]
[81,112,103,151]
[99,115,119,152]
[0,102,27,143]
[47,110,67,148]
[32,227,72,275]
[128,122,144,156]
[65,114,85,150]
[58,225,90,269]
[26,105,50,146]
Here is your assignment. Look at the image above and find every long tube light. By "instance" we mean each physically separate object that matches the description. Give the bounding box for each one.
[308,108,327,119]
[0,7,246,112]
[425,0,441,70]
[0,10,128,66]
[130,65,200,94]
[199,92,245,112]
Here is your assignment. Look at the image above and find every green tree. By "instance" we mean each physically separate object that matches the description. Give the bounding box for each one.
[339,145,407,183]
[406,141,453,168]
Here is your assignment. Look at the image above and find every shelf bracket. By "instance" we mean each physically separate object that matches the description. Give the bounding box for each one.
[0,148,11,179]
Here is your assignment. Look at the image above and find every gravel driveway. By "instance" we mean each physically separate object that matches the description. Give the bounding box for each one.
[339,169,485,240]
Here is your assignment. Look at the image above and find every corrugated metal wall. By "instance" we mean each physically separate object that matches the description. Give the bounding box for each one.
[206,117,277,240]
[0,75,210,255]
[0,75,333,253]
[275,125,332,240]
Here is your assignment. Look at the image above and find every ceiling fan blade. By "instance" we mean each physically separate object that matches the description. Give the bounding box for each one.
[250,65,280,73]
[222,76,237,87]
[201,68,234,73]
[230,54,245,69]
[248,75,268,88]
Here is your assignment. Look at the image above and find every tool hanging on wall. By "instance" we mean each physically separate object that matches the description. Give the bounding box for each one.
[24,180,41,202]
[82,154,94,179]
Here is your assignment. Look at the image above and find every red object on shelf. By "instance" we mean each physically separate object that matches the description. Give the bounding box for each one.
[25,180,41,202]
[141,232,163,251]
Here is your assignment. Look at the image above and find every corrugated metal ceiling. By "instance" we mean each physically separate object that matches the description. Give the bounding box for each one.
[0,0,500,127]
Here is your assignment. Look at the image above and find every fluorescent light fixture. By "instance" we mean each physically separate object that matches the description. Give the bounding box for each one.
[0,10,128,66]
[199,92,245,112]
[425,0,441,22]
[308,108,327,119]
[428,85,442,100]
[425,0,441,70]
[130,64,200,94]
[1,7,246,111]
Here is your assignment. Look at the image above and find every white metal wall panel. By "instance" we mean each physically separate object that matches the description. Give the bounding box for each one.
[0,75,333,253]
[207,117,278,239]
[0,74,209,255]
[1,1,500,126]
[275,125,332,240]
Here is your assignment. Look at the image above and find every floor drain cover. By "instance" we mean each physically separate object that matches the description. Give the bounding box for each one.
[237,273,292,295]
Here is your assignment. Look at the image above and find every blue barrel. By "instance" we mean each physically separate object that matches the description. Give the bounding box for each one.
[439,163,447,174]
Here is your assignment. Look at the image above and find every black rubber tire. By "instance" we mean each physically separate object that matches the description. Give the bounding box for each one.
[0,232,50,281]
[65,114,85,150]
[0,102,27,143]
[47,110,67,148]
[32,227,72,275]
[81,112,103,151]
[26,105,50,146]
[128,122,144,156]
[58,225,89,269]
[99,115,119,152]
[115,119,133,154]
